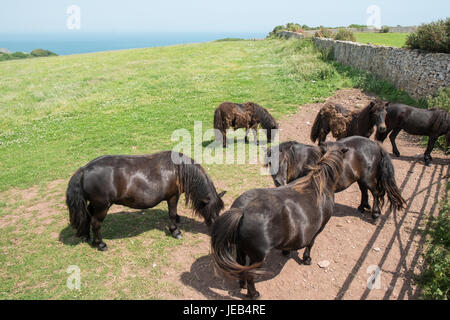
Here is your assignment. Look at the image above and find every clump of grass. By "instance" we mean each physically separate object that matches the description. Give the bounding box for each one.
[418,183,450,300]
[334,29,356,42]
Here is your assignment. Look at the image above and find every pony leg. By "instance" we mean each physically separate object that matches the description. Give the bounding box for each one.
[424,136,437,166]
[90,203,109,251]
[370,189,381,221]
[389,128,401,157]
[357,181,371,213]
[303,224,327,265]
[167,195,182,239]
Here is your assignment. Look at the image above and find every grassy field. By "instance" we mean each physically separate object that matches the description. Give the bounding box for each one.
[0,39,419,299]
[354,32,409,47]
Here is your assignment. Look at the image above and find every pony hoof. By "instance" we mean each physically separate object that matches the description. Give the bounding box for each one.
[372,213,380,221]
[393,151,400,157]
[172,233,183,240]
[247,291,260,300]
[239,280,247,289]
[97,243,108,251]
[357,206,366,213]
[175,215,181,224]
[303,257,312,265]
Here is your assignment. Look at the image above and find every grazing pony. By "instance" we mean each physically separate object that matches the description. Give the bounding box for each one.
[211,147,347,299]
[375,103,450,166]
[66,151,226,251]
[213,102,278,147]
[265,137,405,220]
[310,100,388,144]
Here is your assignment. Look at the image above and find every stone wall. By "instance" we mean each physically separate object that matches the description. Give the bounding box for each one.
[303,26,417,38]
[278,31,304,39]
[313,37,449,99]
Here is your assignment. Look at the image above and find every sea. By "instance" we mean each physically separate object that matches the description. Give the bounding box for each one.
[0,31,267,56]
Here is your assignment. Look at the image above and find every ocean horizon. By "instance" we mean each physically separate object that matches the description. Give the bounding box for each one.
[0,31,267,56]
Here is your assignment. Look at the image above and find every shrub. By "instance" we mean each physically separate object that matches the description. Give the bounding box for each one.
[418,188,450,300]
[334,28,356,42]
[30,48,57,57]
[267,23,305,38]
[405,18,450,53]
[348,24,368,29]
[315,27,333,39]
[380,26,390,33]
[427,87,450,150]
[10,52,29,59]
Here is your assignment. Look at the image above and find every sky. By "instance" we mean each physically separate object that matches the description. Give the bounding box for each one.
[0,0,449,33]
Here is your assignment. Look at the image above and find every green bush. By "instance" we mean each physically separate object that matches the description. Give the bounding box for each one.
[10,52,29,59]
[334,28,356,42]
[380,26,390,33]
[267,23,305,38]
[405,18,450,53]
[315,27,333,39]
[418,184,450,300]
[427,87,450,150]
[348,24,368,29]
[30,48,57,57]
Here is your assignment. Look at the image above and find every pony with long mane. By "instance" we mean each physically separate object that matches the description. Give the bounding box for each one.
[213,102,278,147]
[310,100,388,144]
[66,151,226,251]
[265,137,406,220]
[375,103,450,166]
[211,147,347,299]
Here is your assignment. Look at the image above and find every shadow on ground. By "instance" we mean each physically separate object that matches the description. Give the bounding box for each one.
[59,208,209,246]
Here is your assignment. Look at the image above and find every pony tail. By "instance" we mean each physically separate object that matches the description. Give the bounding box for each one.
[66,168,90,237]
[214,108,224,141]
[377,147,406,211]
[310,112,322,143]
[211,209,264,279]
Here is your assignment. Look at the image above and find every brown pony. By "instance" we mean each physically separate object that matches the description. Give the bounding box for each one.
[213,102,278,147]
[211,147,347,299]
[310,100,388,144]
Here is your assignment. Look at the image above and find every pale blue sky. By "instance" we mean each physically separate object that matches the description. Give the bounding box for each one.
[1,0,449,33]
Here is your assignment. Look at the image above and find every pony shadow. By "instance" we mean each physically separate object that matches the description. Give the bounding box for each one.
[201,137,259,149]
[333,203,376,224]
[180,250,305,300]
[390,153,450,166]
[59,208,208,246]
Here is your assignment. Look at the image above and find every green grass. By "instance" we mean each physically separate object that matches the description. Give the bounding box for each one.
[418,182,450,300]
[0,38,424,299]
[354,32,409,47]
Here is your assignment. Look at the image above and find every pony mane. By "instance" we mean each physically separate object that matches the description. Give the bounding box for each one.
[165,152,224,220]
[249,102,278,130]
[291,149,345,205]
[276,142,321,182]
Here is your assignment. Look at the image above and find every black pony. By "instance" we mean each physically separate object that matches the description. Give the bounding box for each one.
[265,137,405,220]
[66,151,226,251]
[375,103,450,166]
[213,102,278,147]
[211,147,347,299]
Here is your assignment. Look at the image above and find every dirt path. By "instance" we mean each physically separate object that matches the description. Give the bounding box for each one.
[161,89,450,300]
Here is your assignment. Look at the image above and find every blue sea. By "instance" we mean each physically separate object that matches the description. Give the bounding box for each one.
[0,31,267,56]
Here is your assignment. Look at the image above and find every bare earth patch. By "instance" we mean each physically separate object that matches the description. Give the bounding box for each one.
[161,89,450,300]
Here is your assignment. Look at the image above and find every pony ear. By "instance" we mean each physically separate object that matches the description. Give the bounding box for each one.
[218,191,226,198]
[368,101,375,109]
